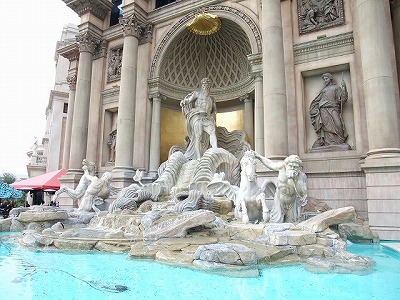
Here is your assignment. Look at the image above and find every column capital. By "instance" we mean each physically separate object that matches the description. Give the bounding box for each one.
[140,23,153,44]
[251,71,263,81]
[94,39,108,59]
[67,74,77,91]
[119,13,144,38]
[239,94,252,103]
[76,32,99,54]
[149,92,166,101]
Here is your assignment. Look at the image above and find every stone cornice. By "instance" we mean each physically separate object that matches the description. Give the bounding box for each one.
[120,2,148,23]
[58,43,80,61]
[50,90,69,100]
[247,53,263,76]
[102,86,120,105]
[103,24,123,41]
[293,32,354,64]
[63,0,113,20]
[149,0,219,23]
[148,76,254,103]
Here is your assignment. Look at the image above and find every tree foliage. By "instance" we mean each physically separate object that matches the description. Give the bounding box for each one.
[1,172,17,184]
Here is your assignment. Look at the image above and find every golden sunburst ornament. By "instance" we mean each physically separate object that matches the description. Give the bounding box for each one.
[186,12,221,35]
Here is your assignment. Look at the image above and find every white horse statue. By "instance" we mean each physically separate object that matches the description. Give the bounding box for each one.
[235,151,274,223]
[207,151,275,223]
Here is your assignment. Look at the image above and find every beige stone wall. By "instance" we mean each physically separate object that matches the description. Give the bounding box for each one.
[58,0,400,238]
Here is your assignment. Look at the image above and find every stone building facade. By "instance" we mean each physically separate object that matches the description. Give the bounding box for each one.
[27,24,79,178]
[57,0,400,240]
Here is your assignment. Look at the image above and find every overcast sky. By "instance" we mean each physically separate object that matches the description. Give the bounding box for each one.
[0,1,80,177]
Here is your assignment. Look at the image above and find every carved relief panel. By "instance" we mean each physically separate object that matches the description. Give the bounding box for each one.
[297,0,345,34]
[107,46,123,83]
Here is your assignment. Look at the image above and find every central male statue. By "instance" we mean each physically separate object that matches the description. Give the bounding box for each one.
[180,78,218,160]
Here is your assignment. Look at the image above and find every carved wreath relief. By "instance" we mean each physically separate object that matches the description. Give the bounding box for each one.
[107,46,123,83]
[298,0,345,34]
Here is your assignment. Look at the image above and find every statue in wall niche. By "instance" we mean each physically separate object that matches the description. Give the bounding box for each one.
[180,77,218,160]
[298,0,344,34]
[78,170,113,212]
[309,72,351,151]
[107,129,117,162]
[254,153,308,223]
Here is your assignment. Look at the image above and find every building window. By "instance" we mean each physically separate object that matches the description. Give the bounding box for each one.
[155,0,176,9]
[63,103,68,114]
[110,0,123,27]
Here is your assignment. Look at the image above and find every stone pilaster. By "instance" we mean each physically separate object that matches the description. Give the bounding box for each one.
[62,74,77,169]
[58,43,80,170]
[240,94,254,149]
[149,94,162,176]
[133,23,153,169]
[86,39,108,163]
[248,53,264,155]
[262,0,288,159]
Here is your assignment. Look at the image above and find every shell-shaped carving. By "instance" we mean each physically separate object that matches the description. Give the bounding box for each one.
[152,151,187,198]
[186,12,221,36]
[191,148,240,188]
[174,190,203,213]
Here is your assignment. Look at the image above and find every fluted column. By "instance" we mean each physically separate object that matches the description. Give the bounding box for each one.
[86,40,107,163]
[254,73,264,155]
[62,75,76,169]
[113,14,142,184]
[240,94,254,149]
[358,0,400,240]
[262,0,288,159]
[356,0,400,154]
[133,23,153,170]
[149,95,162,176]
[68,32,97,173]
[391,0,400,94]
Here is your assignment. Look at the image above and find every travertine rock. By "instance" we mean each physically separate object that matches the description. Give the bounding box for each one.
[296,206,356,233]
[194,243,257,266]
[18,210,69,222]
[143,210,215,240]
[338,223,379,243]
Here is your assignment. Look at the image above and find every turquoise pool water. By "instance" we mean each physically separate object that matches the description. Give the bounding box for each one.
[1,232,399,300]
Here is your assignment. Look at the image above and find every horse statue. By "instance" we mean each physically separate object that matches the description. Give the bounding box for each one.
[235,151,275,223]
[207,151,275,223]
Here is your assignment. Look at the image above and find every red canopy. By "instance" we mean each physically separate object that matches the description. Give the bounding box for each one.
[11,169,67,190]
